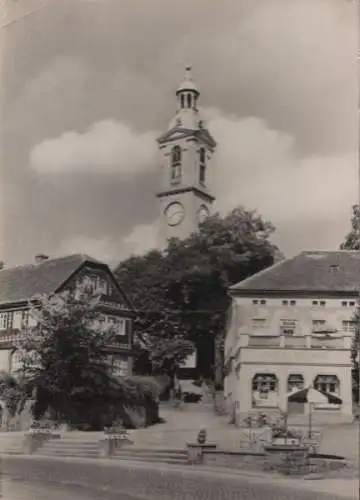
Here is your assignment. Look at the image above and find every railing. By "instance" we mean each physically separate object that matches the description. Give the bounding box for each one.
[0,333,17,343]
[283,336,306,348]
[311,337,345,349]
[248,336,280,347]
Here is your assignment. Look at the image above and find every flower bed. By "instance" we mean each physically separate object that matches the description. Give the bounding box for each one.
[200,449,346,477]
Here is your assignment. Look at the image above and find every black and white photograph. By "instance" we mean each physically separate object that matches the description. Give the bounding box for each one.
[0,0,358,498]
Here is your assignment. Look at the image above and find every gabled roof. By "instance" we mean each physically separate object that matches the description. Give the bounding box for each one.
[230,251,360,294]
[0,254,105,305]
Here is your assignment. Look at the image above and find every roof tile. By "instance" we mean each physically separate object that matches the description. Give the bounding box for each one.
[230,251,360,293]
[0,254,102,304]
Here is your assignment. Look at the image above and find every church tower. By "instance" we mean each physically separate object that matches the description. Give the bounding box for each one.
[156,66,216,246]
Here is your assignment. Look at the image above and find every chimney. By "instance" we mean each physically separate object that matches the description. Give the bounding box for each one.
[35,254,49,264]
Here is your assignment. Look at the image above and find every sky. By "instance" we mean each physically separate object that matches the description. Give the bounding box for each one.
[0,0,358,267]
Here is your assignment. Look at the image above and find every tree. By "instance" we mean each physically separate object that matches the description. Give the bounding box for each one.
[0,371,26,419]
[351,308,360,403]
[15,288,134,427]
[340,205,360,403]
[340,205,360,250]
[114,250,194,378]
[115,206,281,382]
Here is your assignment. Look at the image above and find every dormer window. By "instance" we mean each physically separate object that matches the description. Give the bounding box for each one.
[170,146,182,184]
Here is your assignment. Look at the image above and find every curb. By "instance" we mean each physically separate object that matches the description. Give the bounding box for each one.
[0,453,356,499]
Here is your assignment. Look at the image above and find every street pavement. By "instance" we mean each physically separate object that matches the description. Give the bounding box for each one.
[0,455,356,500]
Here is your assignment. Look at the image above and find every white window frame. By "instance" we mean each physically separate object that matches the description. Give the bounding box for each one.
[312,319,326,331]
[314,375,340,396]
[112,358,128,376]
[0,313,8,330]
[342,320,356,333]
[287,374,304,393]
[251,318,266,331]
[280,319,297,336]
[252,374,278,404]
[11,351,22,373]
[106,316,126,335]
[12,311,23,330]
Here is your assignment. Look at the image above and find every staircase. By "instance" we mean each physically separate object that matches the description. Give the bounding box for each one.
[112,448,188,465]
[6,436,189,464]
[34,438,99,458]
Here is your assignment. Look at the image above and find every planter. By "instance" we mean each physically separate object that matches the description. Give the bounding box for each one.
[186,442,217,465]
[99,434,133,457]
[272,437,301,446]
[263,445,310,475]
[22,430,55,454]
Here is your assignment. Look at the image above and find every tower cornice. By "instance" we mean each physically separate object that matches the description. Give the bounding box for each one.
[157,128,216,148]
[155,186,215,203]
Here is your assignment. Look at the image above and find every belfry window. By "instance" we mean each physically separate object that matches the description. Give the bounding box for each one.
[180,94,185,109]
[170,146,182,184]
[199,147,206,185]
[187,93,192,108]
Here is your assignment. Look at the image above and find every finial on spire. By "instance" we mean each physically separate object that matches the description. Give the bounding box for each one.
[176,65,199,96]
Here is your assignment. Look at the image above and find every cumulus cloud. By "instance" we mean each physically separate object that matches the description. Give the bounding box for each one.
[30,120,158,178]
[3,0,357,265]
[55,236,119,265]
[53,106,357,262]
[122,222,159,255]
[56,223,159,267]
[176,0,356,155]
[205,108,357,253]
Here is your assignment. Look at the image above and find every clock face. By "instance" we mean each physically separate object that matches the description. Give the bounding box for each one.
[198,205,210,223]
[165,202,185,226]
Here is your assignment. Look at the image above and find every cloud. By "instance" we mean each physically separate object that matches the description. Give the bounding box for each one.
[2,0,357,266]
[56,222,159,267]
[177,0,356,155]
[30,120,158,178]
[206,108,357,253]
[55,236,120,266]
[52,107,357,263]
[122,222,159,255]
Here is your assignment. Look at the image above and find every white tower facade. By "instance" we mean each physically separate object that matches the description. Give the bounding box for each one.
[156,66,217,246]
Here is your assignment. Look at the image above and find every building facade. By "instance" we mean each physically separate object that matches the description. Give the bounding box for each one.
[224,251,360,423]
[156,66,217,247]
[0,254,134,378]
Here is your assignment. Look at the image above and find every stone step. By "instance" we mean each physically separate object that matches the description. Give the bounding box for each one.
[35,449,99,457]
[112,455,187,465]
[114,448,187,457]
[41,439,99,447]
